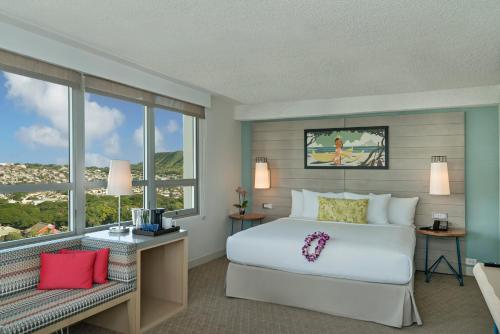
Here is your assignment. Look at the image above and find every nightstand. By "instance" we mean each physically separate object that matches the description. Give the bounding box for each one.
[229,213,265,235]
[416,228,466,286]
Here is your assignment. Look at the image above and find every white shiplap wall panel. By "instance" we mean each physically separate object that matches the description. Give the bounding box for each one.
[251,112,465,274]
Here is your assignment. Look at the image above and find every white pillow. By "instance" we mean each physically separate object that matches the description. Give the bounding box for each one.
[290,190,304,218]
[302,189,344,219]
[344,192,391,224]
[389,197,419,226]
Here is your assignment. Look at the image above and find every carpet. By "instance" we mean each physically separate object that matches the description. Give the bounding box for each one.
[73,257,492,334]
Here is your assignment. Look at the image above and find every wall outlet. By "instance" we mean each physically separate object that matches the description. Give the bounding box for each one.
[262,203,273,209]
[465,258,477,266]
[432,212,448,221]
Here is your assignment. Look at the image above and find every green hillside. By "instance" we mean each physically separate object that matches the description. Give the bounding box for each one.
[131,151,183,178]
[155,151,183,170]
[15,151,184,177]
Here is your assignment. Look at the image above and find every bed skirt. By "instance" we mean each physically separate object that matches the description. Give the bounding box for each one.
[226,262,422,328]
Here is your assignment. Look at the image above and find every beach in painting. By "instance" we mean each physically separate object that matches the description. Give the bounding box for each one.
[305,128,387,168]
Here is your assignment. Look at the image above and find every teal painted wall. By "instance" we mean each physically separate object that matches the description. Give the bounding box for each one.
[241,106,500,262]
[241,121,253,210]
[465,107,499,263]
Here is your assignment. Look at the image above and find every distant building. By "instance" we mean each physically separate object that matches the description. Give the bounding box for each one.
[25,223,60,236]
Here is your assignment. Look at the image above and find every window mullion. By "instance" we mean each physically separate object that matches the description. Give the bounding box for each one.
[163,208,197,219]
[145,105,156,209]
[84,180,107,189]
[155,179,197,187]
[71,83,86,235]
[0,183,73,193]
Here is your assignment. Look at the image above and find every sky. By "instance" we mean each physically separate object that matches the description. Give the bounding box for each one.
[0,71,184,167]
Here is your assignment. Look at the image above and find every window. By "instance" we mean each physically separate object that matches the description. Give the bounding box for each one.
[84,93,146,227]
[156,186,196,212]
[85,186,144,227]
[153,108,197,217]
[0,71,72,242]
[0,49,203,247]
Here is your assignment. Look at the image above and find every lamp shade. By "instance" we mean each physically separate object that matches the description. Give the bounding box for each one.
[429,156,450,195]
[107,160,133,196]
[254,157,270,189]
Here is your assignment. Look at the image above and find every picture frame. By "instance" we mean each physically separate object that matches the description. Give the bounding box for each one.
[304,126,389,169]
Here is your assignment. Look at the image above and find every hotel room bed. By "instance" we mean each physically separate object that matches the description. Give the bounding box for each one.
[225,217,422,327]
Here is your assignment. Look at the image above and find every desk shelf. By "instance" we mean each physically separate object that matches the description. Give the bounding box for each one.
[84,229,188,333]
[137,237,188,333]
[139,295,183,332]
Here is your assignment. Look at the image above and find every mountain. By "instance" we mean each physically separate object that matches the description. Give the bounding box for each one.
[131,151,183,177]
[154,151,183,170]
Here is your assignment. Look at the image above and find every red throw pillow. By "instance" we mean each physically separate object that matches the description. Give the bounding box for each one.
[59,248,110,284]
[38,252,96,290]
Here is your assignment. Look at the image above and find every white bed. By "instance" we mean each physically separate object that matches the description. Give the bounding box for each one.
[227,217,415,285]
[225,217,422,327]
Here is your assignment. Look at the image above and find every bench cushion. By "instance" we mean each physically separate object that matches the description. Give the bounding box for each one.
[0,237,82,297]
[1,236,137,298]
[0,281,134,334]
[81,238,136,283]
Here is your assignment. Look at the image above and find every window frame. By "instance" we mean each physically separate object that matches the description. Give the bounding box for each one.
[0,70,75,248]
[0,70,201,248]
[148,107,199,219]
[82,92,147,231]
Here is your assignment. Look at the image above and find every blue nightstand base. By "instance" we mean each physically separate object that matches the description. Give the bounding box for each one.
[424,235,464,286]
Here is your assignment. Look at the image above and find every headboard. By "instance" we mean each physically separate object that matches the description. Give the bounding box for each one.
[251,111,465,273]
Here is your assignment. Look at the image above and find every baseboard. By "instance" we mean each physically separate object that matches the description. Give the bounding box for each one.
[465,266,474,277]
[188,249,226,269]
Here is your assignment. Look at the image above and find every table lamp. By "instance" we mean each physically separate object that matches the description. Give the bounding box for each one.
[107,160,133,233]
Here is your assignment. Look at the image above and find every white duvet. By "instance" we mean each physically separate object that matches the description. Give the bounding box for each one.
[226,217,416,284]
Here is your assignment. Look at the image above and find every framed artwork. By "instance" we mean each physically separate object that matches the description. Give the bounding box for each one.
[304,126,389,169]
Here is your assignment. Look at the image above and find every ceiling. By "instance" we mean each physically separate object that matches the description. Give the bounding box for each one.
[0,0,500,105]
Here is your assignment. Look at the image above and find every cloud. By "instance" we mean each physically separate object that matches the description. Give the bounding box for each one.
[133,126,166,151]
[84,96,124,142]
[85,153,110,168]
[133,126,143,147]
[4,73,124,148]
[103,133,121,156]
[15,125,68,148]
[166,119,179,133]
[5,72,69,132]
[344,133,381,147]
[155,128,166,152]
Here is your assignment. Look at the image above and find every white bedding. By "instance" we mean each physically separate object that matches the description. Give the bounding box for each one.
[226,217,416,284]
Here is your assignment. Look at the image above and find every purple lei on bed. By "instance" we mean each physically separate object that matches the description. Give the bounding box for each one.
[302,231,330,262]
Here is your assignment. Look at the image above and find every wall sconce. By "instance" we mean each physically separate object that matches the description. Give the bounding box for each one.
[429,156,450,195]
[254,157,270,189]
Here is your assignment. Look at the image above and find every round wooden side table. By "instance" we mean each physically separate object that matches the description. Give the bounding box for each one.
[229,213,266,235]
[416,228,466,286]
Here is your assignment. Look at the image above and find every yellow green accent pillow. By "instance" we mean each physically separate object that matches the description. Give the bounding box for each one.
[317,197,369,224]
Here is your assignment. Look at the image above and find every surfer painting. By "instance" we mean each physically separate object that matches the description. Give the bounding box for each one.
[305,126,388,169]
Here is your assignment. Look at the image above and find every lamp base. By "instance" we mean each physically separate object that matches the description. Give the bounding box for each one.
[109,226,130,234]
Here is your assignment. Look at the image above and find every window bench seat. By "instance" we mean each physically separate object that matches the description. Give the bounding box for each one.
[0,236,137,334]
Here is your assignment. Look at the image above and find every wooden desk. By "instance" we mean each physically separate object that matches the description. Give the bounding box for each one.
[229,213,265,235]
[85,229,188,333]
[416,228,466,286]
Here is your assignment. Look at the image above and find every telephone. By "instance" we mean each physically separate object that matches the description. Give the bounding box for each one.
[432,220,448,231]
[420,220,448,232]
